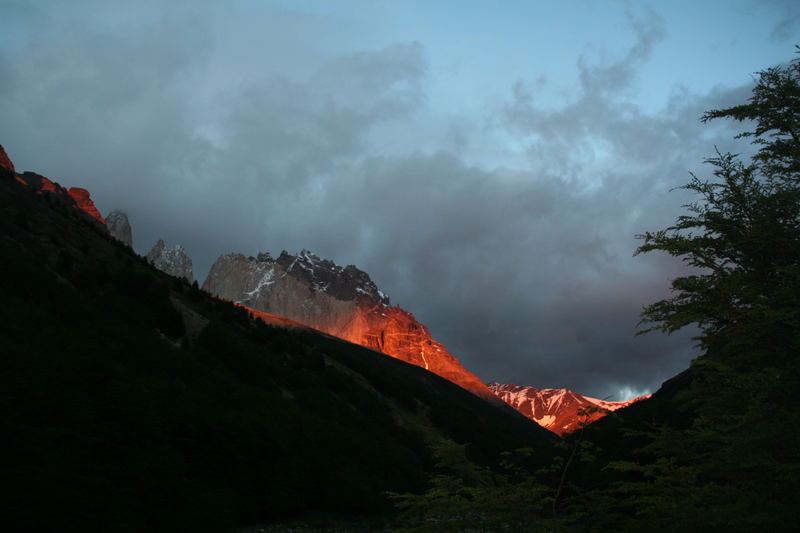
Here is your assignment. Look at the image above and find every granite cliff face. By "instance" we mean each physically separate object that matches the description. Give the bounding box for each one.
[147,239,194,283]
[204,250,497,401]
[106,210,133,247]
[488,382,651,436]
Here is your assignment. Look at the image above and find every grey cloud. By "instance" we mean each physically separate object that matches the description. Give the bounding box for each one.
[760,0,800,41]
[0,1,212,201]
[576,6,665,97]
[0,2,769,400]
[211,42,426,191]
[249,13,753,398]
[164,42,429,275]
[286,151,707,398]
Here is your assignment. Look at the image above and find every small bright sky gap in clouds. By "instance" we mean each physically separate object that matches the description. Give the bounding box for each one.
[1,1,797,400]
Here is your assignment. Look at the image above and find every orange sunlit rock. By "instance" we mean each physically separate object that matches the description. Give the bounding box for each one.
[226,299,311,330]
[68,187,105,224]
[332,303,496,401]
[17,172,69,196]
[254,298,495,401]
[0,144,15,173]
[12,170,107,228]
[489,382,652,436]
[39,177,58,193]
[204,251,499,402]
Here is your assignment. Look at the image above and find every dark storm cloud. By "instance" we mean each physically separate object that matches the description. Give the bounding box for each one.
[264,9,755,398]
[295,153,708,399]
[0,0,213,233]
[0,2,767,399]
[162,41,429,272]
[0,4,428,279]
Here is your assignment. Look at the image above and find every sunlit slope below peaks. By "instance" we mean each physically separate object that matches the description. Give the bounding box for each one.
[203,250,497,402]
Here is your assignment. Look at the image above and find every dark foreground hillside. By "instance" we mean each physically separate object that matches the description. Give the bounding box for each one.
[0,165,554,532]
[556,347,800,532]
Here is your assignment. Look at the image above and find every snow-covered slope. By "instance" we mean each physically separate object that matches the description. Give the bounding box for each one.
[488,382,651,436]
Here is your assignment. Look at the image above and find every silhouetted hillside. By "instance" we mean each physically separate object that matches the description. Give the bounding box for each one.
[0,162,554,532]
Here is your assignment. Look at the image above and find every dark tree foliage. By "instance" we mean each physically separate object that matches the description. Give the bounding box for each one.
[592,49,800,531]
[704,48,800,178]
[635,48,800,358]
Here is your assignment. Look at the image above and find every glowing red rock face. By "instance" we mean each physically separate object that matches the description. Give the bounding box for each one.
[39,177,58,193]
[230,301,310,330]
[234,296,496,401]
[68,187,105,224]
[331,303,497,401]
[204,252,499,402]
[0,144,14,172]
[12,169,106,227]
[489,382,651,436]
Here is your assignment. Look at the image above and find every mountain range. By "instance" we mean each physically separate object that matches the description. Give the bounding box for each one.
[488,382,650,436]
[202,249,498,402]
[0,141,648,435]
[0,143,556,530]
[198,247,651,432]
[5,141,794,530]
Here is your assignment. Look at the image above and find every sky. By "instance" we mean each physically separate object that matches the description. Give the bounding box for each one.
[1,0,797,400]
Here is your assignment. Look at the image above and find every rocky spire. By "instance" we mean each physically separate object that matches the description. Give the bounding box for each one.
[105,210,133,247]
[147,239,194,283]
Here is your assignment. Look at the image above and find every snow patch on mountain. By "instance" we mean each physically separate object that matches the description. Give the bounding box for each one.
[146,239,194,283]
[203,249,499,402]
[487,382,651,436]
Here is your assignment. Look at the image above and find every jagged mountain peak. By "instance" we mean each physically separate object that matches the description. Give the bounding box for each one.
[105,209,133,247]
[146,239,193,283]
[203,249,496,401]
[232,249,390,305]
[488,382,651,435]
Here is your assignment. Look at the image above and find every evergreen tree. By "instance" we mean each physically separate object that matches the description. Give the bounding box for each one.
[594,49,800,532]
[635,49,800,358]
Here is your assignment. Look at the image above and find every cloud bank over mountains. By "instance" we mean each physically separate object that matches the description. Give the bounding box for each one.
[1,0,795,399]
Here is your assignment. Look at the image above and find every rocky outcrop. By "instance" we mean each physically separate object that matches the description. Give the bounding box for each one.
[105,210,133,247]
[147,239,193,283]
[0,144,14,172]
[488,382,651,436]
[9,169,107,231]
[2,144,104,227]
[67,188,105,224]
[204,250,497,401]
